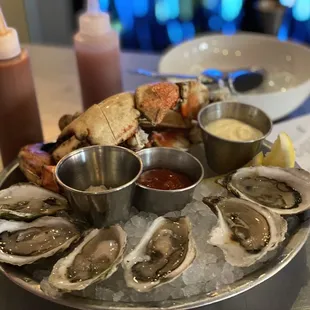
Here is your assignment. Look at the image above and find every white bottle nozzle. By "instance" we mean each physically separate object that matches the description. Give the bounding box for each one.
[0,8,8,35]
[79,0,111,36]
[0,7,21,59]
[87,0,101,13]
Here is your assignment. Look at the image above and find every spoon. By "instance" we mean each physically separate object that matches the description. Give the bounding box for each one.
[128,68,266,93]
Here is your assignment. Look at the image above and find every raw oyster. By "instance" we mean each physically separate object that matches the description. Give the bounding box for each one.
[203,196,287,267]
[0,184,68,221]
[0,216,80,266]
[122,216,196,292]
[48,225,127,291]
[222,166,310,215]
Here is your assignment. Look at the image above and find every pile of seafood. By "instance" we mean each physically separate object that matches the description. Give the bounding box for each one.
[0,165,309,300]
[18,80,229,193]
[0,80,309,302]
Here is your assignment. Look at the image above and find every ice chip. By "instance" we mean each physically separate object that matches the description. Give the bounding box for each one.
[113,291,124,302]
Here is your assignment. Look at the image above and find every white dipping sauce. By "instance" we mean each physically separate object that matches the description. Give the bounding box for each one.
[205,118,263,142]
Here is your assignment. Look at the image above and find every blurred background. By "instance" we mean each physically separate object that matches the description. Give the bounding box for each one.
[1,0,309,52]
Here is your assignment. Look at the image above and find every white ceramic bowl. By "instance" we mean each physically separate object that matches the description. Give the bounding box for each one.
[158,33,310,121]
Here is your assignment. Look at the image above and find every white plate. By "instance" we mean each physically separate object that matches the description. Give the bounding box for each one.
[158,33,310,121]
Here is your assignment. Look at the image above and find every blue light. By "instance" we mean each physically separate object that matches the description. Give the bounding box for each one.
[292,0,310,21]
[208,15,222,30]
[169,0,180,19]
[167,20,183,44]
[155,0,170,24]
[278,23,289,41]
[182,22,195,39]
[203,0,219,11]
[280,0,296,7]
[114,0,134,31]
[155,0,180,23]
[99,0,109,11]
[222,22,237,34]
[133,0,149,17]
[277,7,292,41]
[221,0,243,22]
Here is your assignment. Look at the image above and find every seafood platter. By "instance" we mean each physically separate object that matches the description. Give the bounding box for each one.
[0,80,309,310]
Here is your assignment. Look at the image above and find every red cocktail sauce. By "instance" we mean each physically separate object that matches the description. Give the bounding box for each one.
[137,168,192,190]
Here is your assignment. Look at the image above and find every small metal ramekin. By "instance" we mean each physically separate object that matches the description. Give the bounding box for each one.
[197,101,272,174]
[55,145,143,227]
[134,147,204,215]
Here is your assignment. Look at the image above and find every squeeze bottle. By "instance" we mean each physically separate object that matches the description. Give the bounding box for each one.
[0,8,43,167]
[74,0,122,110]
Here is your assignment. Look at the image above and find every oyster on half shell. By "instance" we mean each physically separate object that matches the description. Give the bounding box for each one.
[0,184,68,221]
[122,216,196,292]
[221,166,310,215]
[203,196,287,267]
[0,216,80,266]
[48,225,127,291]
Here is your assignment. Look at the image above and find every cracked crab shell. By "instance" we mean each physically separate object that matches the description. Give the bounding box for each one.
[52,92,140,162]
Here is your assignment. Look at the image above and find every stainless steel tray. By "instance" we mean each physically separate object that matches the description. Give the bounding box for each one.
[0,142,309,310]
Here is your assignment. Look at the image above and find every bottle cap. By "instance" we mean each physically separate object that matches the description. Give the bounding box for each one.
[0,7,21,60]
[79,0,111,36]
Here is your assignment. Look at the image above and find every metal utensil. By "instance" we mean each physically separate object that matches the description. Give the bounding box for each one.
[55,145,143,227]
[128,68,265,92]
[197,101,272,174]
[134,147,204,215]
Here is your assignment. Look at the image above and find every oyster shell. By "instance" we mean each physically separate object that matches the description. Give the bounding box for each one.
[0,184,68,221]
[48,225,127,291]
[123,216,196,292]
[0,216,80,266]
[222,166,310,215]
[203,196,287,267]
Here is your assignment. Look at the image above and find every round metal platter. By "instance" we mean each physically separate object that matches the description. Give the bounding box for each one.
[0,142,309,310]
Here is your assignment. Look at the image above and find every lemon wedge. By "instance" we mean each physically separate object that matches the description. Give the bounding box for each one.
[263,132,295,168]
[245,151,264,167]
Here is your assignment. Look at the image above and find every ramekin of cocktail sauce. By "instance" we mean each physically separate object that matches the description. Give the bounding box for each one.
[137,168,193,190]
[134,147,204,215]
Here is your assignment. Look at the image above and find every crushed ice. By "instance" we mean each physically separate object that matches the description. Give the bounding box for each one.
[64,199,290,303]
[37,180,300,303]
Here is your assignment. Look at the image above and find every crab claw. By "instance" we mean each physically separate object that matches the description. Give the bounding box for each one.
[139,110,191,130]
[52,92,140,162]
[18,143,59,193]
[150,130,191,151]
[41,165,59,193]
[135,82,180,125]
[58,112,81,131]
[177,81,209,120]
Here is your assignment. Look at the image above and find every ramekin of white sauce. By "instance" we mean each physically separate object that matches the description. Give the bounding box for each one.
[197,101,272,174]
[205,118,264,142]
